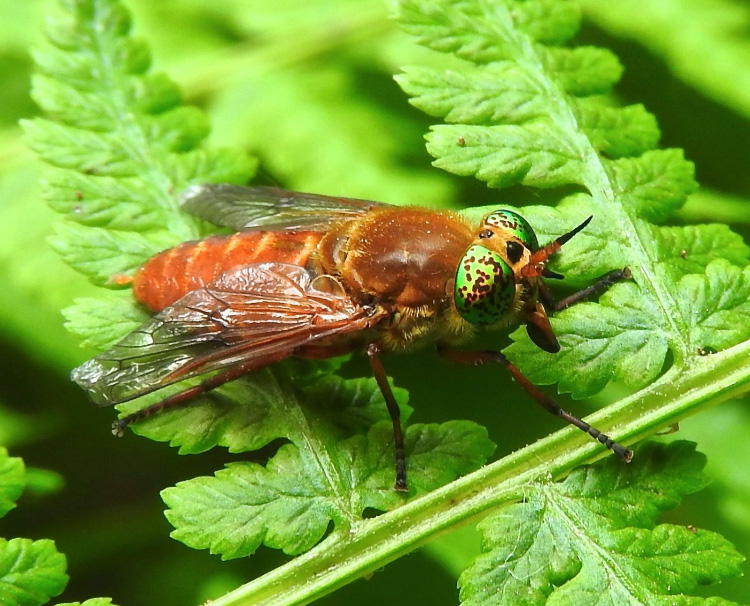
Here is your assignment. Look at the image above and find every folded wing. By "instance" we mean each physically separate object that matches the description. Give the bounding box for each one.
[72,263,384,406]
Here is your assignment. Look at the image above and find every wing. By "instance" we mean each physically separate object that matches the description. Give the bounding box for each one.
[179,184,388,232]
[71,263,386,406]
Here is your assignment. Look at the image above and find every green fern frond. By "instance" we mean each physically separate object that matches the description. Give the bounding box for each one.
[22,0,257,348]
[460,443,743,606]
[394,1,749,603]
[25,0,496,566]
[21,0,750,604]
[0,449,68,606]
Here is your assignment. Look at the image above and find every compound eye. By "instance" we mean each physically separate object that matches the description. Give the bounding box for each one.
[483,210,539,251]
[454,244,515,326]
[506,240,524,263]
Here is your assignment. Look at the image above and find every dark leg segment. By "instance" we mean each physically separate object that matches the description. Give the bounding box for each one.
[111,353,286,436]
[552,267,632,312]
[437,346,633,462]
[367,343,408,491]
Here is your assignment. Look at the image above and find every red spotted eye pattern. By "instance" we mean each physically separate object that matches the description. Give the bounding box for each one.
[454,244,515,325]
[484,210,539,250]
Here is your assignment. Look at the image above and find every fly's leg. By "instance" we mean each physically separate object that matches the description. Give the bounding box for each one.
[437,346,633,462]
[367,343,408,492]
[112,353,286,436]
[542,267,632,313]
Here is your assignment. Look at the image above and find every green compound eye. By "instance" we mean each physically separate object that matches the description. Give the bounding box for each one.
[484,210,539,250]
[454,244,515,325]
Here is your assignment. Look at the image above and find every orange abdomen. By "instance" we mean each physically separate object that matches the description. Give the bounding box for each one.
[133,231,322,311]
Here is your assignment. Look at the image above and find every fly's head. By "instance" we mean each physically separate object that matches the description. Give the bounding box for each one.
[453,209,591,328]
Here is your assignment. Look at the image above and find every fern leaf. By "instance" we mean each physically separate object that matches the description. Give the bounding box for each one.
[163,420,493,558]
[159,369,493,558]
[21,0,750,603]
[459,443,744,606]
[0,538,67,606]
[394,1,748,604]
[22,0,257,342]
[396,0,750,400]
[0,449,68,606]
[0,448,23,518]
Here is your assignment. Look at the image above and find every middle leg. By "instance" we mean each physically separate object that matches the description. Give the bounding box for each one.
[367,342,408,492]
[437,345,633,462]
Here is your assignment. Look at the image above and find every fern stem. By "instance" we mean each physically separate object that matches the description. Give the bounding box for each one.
[206,340,750,606]
[522,39,693,363]
[479,3,692,362]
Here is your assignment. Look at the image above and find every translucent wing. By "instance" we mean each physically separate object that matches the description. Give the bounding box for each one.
[180,184,388,232]
[72,263,385,406]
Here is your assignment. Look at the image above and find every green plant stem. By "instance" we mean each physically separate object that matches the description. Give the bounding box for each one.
[207,340,750,606]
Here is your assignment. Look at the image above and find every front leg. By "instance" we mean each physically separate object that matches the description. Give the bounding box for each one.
[437,345,633,462]
[528,268,632,353]
[543,267,632,313]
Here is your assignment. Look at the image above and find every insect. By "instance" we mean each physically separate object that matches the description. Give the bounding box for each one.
[72,184,633,490]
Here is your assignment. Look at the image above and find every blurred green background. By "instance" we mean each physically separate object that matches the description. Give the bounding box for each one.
[2,0,750,604]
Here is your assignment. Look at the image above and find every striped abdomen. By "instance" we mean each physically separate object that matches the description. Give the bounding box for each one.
[133,231,322,311]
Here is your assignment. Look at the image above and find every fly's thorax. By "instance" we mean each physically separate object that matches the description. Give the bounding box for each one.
[326,206,474,308]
